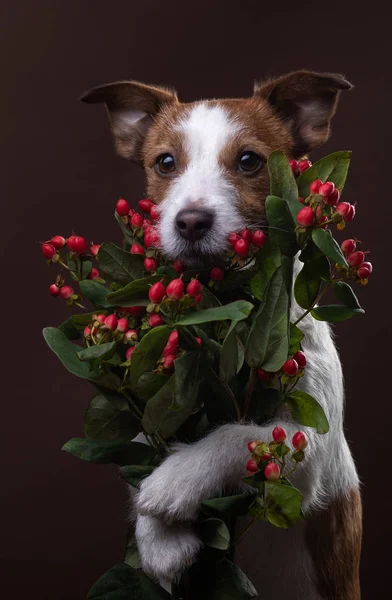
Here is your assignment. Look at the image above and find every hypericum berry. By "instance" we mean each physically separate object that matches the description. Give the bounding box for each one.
[239,229,253,242]
[130,213,143,228]
[90,244,101,257]
[88,267,100,280]
[293,350,306,369]
[195,293,202,304]
[128,306,144,316]
[138,199,153,213]
[149,313,164,327]
[95,314,106,324]
[84,326,92,338]
[297,206,315,227]
[289,160,299,176]
[248,441,260,453]
[318,216,328,229]
[292,431,309,451]
[150,205,160,221]
[168,330,179,346]
[246,459,259,473]
[49,283,60,296]
[318,181,335,198]
[126,346,136,360]
[144,257,158,272]
[104,314,118,331]
[162,354,176,370]
[149,281,166,303]
[264,462,280,480]
[187,279,202,297]
[143,218,152,228]
[67,235,88,253]
[116,198,130,216]
[357,262,372,278]
[42,243,56,259]
[256,368,269,382]
[272,426,287,443]
[297,159,312,173]
[298,197,305,205]
[260,452,273,462]
[283,358,299,377]
[326,189,340,206]
[125,329,138,343]
[341,239,357,255]
[49,236,66,248]
[172,259,185,273]
[252,230,267,248]
[60,285,74,299]
[116,317,129,333]
[130,243,145,255]
[210,267,224,281]
[166,277,185,300]
[347,251,365,268]
[234,238,249,258]
[228,232,240,246]
[309,179,322,194]
[144,227,160,248]
[195,337,202,346]
[336,202,355,222]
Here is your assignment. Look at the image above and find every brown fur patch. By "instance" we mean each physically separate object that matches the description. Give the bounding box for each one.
[305,488,362,599]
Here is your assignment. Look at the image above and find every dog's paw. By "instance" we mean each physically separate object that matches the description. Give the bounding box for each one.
[136,514,202,581]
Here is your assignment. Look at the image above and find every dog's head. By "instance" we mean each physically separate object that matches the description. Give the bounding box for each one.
[81,71,351,265]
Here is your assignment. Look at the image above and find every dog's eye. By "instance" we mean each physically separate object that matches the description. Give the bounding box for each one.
[156,153,176,175]
[238,151,263,173]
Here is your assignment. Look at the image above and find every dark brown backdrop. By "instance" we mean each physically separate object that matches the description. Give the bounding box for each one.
[1,1,390,597]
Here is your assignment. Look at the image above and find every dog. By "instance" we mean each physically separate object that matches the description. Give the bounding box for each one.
[81,71,362,599]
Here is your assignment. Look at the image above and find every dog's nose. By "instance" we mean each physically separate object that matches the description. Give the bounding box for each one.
[175,209,214,242]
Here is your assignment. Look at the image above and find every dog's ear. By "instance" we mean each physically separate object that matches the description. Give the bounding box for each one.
[254,71,352,155]
[80,81,178,161]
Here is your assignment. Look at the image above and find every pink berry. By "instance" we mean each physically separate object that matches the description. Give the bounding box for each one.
[128,306,144,316]
[228,232,240,246]
[264,462,280,480]
[144,257,158,272]
[90,244,101,257]
[125,329,138,343]
[326,189,340,206]
[168,330,179,346]
[116,317,129,333]
[67,235,88,253]
[272,426,287,443]
[150,205,160,221]
[149,281,166,303]
[162,343,177,357]
[173,259,185,273]
[138,199,153,213]
[49,235,66,248]
[144,227,160,248]
[347,251,365,268]
[239,229,253,242]
[246,459,259,473]
[166,278,185,300]
[283,359,299,377]
[357,262,372,278]
[297,159,312,173]
[130,213,143,228]
[298,197,305,205]
[289,159,298,176]
[309,179,322,194]
[116,198,130,216]
[260,452,273,462]
[187,279,202,297]
[292,431,309,451]
[49,284,60,296]
[341,239,357,255]
[336,202,355,222]
[319,216,328,230]
[210,267,224,281]
[84,326,92,338]
[130,243,145,255]
[95,314,106,324]
[297,206,315,227]
[60,285,74,299]
[234,238,249,258]
[195,337,202,346]
[126,346,136,360]
[256,368,269,382]
[252,230,267,248]
[163,354,176,370]
[104,314,118,331]
[248,441,259,453]
[318,181,335,198]
[293,351,306,369]
[195,293,202,304]
[149,314,164,327]
[42,243,56,259]
[88,267,100,280]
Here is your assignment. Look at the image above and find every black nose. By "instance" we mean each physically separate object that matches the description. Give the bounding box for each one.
[175,209,214,242]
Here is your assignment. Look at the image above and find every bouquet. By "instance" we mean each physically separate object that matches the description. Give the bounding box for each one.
[41,150,371,599]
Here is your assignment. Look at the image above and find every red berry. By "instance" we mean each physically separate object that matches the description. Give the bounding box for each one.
[149,314,164,327]
[49,284,60,296]
[116,198,130,216]
[195,293,202,304]
[260,452,273,462]
[195,337,202,346]
[239,229,253,242]
[88,267,100,280]
[292,431,309,451]
[116,317,129,333]
[336,202,355,222]
[125,329,138,343]
[228,232,240,246]
[150,205,160,221]
[95,314,106,324]
[264,462,280,480]
[248,441,259,453]
[319,216,328,229]
[187,279,202,297]
[293,351,306,369]
[283,359,299,377]
[326,189,340,206]
[42,243,56,259]
[297,159,312,173]
[234,238,249,258]
[149,281,166,303]
[210,267,224,281]
[173,259,185,273]
[130,213,143,228]
[126,346,136,360]
[144,227,160,248]
[90,244,101,257]
[357,262,372,278]
[84,326,92,338]
[309,179,322,194]
[163,354,176,370]
[289,160,298,176]
[49,235,66,248]
[252,230,267,248]
[256,368,269,382]
[130,243,145,255]
[162,343,177,357]
[272,426,287,443]
[128,306,144,316]
[168,330,179,346]
[60,285,74,299]
[347,251,365,268]
[341,239,357,255]
[67,235,88,253]
[298,197,305,205]
[246,459,259,473]
[297,206,315,227]
[138,199,153,213]
[144,257,158,272]
[318,181,335,198]
[166,278,185,300]
[104,314,118,331]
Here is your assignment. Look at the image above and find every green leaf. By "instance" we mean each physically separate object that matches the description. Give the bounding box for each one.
[78,341,117,362]
[220,323,244,383]
[250,238,281,301]
[98,242,145,284]
[84,391,141,441]
[285,390,329,433]
[134,372,170,403]
[79,280,110,308]
[294,262,322,310]
[87,563,170,599]
[311,304,364,322]
[81,260,93,279]
[289,324,304,354]
[114,211,135,245]
[176,300,254,326]
[59,312,105,341]
[42,327,100,380]
[245,267,289,371]
[311,228,347,267]
[125,528,141,570]
[62,438,157,466]
[197,518,230,550]
[296,150,351,198]
[332,281,362,309]
[129,326,171,386]
[268,150,300,220]
[185,559,258,600]
[120,465,155,487]
[265,481,303,528]
[106,275,163,307]
[201,493,255,519]
[265,195,298,257]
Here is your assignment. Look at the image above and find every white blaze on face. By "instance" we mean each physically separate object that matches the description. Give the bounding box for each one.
[158,103,245,260]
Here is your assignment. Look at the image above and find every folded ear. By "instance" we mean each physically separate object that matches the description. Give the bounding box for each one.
[80,81,178,161]
[254,70,352,155]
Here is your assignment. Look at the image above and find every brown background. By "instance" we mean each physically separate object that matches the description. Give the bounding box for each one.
[1,0,390,597]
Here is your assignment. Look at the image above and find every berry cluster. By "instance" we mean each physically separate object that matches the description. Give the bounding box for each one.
[116,198,161,265]
[340,239,373,284]
[156,330,202,372]
[147,276,203,328]
[84,312,138,361]
[256,350,306,387]
[296,179,356,232]
[289,159,312,177]
[246,426,309,480]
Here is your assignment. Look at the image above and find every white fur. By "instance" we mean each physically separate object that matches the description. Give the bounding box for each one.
[158,104,245,261]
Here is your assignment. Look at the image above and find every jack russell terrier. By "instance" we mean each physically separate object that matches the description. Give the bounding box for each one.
[81,70,362,599]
